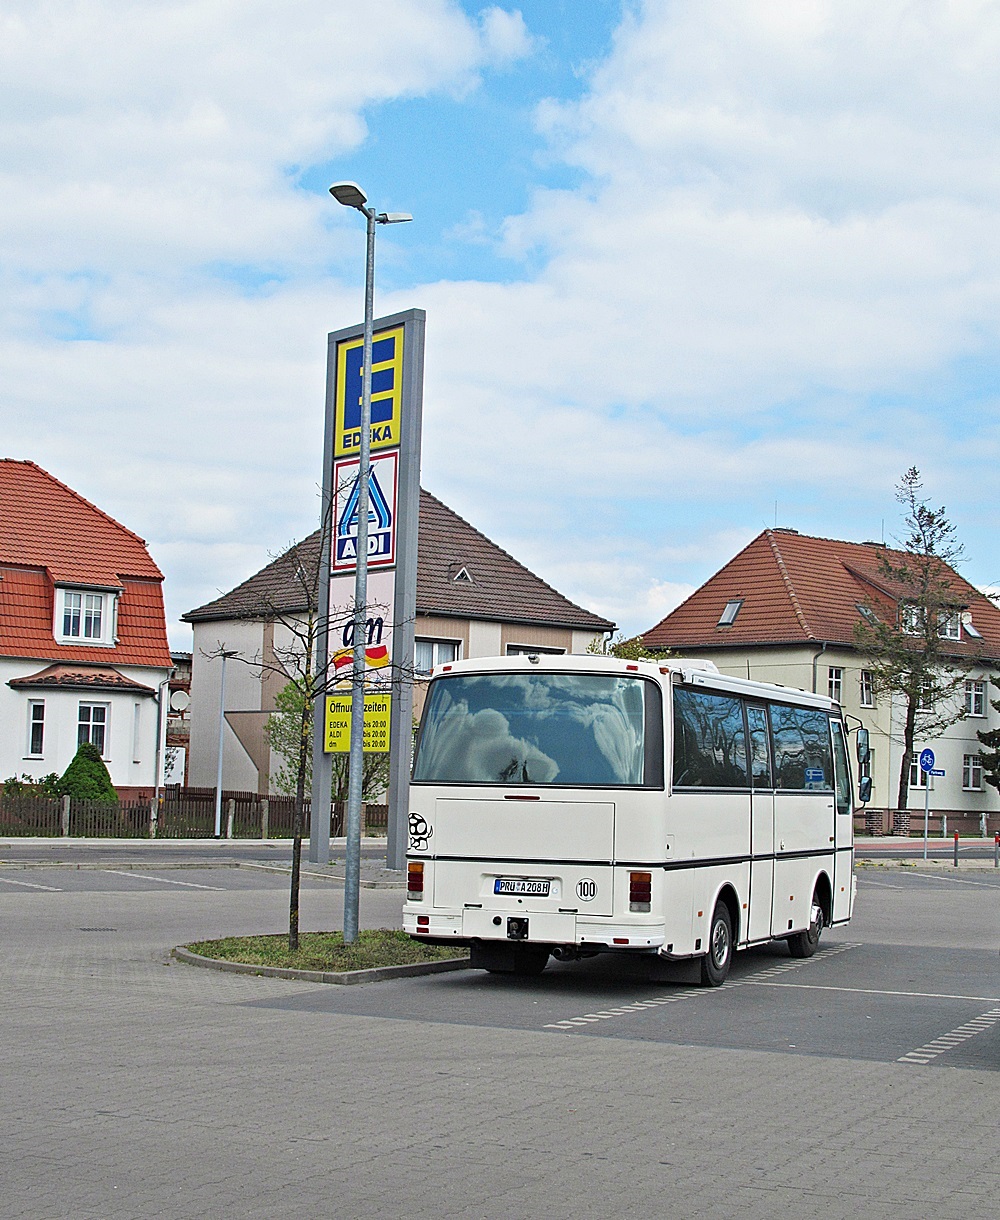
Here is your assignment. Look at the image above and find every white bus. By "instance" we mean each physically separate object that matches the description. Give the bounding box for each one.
[403,654,857,985]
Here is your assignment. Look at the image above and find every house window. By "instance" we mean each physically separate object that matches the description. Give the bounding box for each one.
[909,752,930,788]
[963,754,983,791]
[27,701,45,757]
[506,644,567,657]
[78,702,109,755]
[414,639,461,676]
[937,611,961,640]
[901,604,923,634]
[57,589,115,645]
[717,599,743,627]
[965,680,985,717]
[827,667,843,702]
[918,677,935,710]
[859,670,875,708]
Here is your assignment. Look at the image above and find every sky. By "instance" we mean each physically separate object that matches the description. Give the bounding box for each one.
[5,0,1000,650]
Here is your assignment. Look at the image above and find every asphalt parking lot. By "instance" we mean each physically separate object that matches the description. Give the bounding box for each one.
[2,848,999,1219]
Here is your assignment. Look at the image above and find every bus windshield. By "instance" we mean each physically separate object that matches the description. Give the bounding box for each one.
[412,672,663,787]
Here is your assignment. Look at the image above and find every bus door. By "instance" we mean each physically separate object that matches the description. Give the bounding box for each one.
[746,703,774,942]
[830,718,853,921]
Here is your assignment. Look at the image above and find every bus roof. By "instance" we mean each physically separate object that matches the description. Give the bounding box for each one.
[426,652,839,712]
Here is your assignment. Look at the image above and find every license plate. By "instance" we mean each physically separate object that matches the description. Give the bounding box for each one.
[494,877,550,897]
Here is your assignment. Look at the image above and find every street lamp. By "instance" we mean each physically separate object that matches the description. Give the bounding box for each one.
[329,181,412,943]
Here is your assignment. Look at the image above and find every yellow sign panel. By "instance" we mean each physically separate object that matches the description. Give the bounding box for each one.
[334,325,405,457]
[324,694,391,754]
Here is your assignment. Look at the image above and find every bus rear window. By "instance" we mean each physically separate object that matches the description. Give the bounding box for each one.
[412,672,664,787]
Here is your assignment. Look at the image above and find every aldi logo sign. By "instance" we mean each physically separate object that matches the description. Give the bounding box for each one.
[332,450,398,571]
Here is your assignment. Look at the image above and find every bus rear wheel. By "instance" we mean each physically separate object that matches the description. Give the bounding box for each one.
[700,902,733,987]
[788,893,824,958]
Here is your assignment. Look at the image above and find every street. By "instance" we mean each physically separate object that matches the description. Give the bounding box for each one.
[2,847,998,1218]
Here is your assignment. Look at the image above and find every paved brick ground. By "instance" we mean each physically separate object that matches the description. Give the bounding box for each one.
[2,867,998,1218]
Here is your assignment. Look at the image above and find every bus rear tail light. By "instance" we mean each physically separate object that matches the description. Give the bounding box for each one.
[629,871,652,912]
[407,862,424,899]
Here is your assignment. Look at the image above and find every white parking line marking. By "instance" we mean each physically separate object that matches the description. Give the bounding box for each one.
[904,872,1000,890]
[543,943,859,1031]
[898,1008,1000,1065]
[745,982,1000,1003]
[101,870,224,891]
[0,875,62,891]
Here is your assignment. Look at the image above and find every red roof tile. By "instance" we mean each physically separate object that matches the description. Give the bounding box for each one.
[0,459,162,584]
[0,461,171,669]
[642,529,1000,659]
[9,664,155,694]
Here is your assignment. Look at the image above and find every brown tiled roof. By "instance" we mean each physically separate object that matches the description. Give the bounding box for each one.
[642,528,1000,658]
[8,664,155,694]
[0,459,162,583]
[0,461,171,668]
[184,489,614,634]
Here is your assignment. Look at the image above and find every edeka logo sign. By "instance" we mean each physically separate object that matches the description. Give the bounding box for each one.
[334,325,404,458]
[332,450,398,572]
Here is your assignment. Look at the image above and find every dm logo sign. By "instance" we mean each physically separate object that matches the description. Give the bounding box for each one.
[332,451,398,572]
[334,325,404,458]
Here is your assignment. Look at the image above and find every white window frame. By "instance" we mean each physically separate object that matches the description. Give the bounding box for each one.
[26,700,45,758]
[965,679,986,717]
[901,604,923,634]
[963,754,983,791]
[937,610,961,640]
[78,701,110,757]
[414,638,462,677]
[55,588,117,647]
[918,677,935,711]
[909,752,929,789]
[859,670,875,708]
[827,667,843,703]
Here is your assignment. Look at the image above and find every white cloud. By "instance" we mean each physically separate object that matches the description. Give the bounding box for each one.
[6,0,1000,652]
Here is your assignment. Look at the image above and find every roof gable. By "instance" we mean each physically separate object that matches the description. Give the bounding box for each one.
[184,489,614,634]
[0,460,162,584]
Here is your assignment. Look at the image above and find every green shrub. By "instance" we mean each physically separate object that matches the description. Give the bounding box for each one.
[57,743,117,801]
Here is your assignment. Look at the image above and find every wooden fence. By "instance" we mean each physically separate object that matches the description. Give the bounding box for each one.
[0,788,389,839]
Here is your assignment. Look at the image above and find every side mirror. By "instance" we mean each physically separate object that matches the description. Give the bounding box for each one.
[856,727,870,767]
[858,775,872,804]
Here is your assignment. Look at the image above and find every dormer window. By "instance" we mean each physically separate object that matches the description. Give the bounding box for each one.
[937,610,961,640]
[856,603,880,626]
[55,587,117,646]
[717,599,743,627]
[453,567,473,584]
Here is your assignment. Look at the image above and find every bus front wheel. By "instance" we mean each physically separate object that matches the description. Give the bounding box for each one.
[700,902,733,987]
[788,893,824,958]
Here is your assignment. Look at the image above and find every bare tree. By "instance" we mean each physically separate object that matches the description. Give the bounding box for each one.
[854,468,982,811]
[203,523,398,950]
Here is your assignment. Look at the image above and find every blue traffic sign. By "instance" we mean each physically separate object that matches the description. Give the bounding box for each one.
[929,768,945,777]
[919,748,935,773]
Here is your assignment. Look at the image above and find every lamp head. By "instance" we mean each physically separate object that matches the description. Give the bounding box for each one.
[377,212,413,225]
[329,181,368,210]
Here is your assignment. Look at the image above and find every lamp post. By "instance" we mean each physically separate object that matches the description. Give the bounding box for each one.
[329,181,412,943]
[213,649,237,838]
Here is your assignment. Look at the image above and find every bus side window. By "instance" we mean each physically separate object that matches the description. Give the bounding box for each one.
[770,703,834,791]
[672,688,749,788]
[745,704,772,788]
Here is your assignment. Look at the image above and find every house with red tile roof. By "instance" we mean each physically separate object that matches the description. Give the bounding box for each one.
[642,528,1000,828]
[0,460,172,792]
[182,490,614,793]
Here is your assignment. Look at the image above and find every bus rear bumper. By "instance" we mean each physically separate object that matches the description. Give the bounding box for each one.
[404,906,665,950]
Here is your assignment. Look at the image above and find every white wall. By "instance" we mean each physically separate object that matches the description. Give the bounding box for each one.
[187,620,264,790]
[0,657,169,788]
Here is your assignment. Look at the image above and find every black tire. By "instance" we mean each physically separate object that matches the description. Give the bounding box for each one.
[700,901,733,987]
[788,893,824,958]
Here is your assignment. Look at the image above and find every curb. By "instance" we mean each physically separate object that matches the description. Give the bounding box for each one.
[856,858,999,871]
[172,945,470,985]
